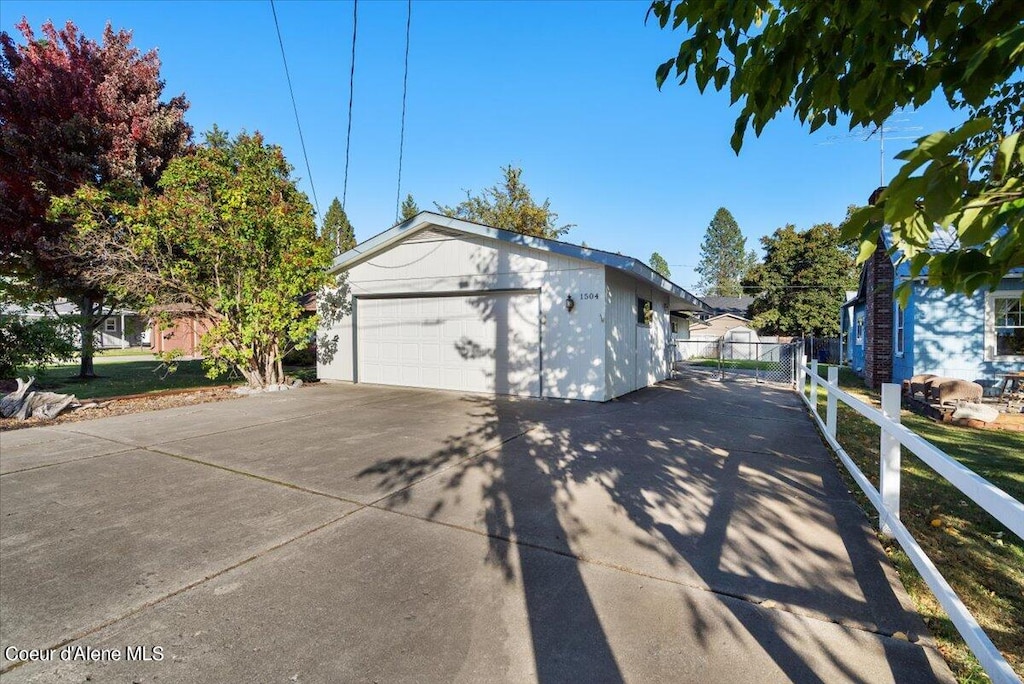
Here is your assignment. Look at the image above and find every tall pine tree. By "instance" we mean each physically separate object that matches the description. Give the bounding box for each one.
[435,165,572,239]
[694,207,755,297]
[649,252,671,278]
[322,198,355,255]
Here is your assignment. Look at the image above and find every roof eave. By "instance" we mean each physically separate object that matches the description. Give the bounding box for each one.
[330,211,711,313]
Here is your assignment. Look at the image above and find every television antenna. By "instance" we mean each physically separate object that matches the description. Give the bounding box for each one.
[818,117,922,185]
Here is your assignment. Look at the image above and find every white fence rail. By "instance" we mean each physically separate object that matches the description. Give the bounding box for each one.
[796,359,1023,684]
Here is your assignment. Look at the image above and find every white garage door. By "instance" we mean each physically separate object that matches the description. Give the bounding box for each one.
[357,293,541,397]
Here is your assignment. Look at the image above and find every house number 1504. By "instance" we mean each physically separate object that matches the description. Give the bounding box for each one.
[579,292,599,300]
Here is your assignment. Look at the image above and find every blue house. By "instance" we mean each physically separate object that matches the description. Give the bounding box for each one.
[841,235,1023,390]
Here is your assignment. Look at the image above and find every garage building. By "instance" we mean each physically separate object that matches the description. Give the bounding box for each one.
[317,212,708,401]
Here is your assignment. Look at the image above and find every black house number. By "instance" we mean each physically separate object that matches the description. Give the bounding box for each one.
[579,292,600,301]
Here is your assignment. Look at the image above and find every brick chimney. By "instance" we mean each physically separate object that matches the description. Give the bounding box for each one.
[864,234,894,389]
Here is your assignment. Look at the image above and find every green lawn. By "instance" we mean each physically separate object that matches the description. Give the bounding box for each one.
[95,347,154,357]
[29,359,242,399]
[804,368,1023,681]
[688,358,775,371]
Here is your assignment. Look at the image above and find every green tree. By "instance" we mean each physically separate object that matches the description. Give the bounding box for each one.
[695,207,754,296]
[53,131,338,389]
[322,197,355,255]
[650,0,1023,296]
[649,252,671,278]
[744,222,857,337]
[400,193,420,222]
[0,300,78,379]
[435,165,573,239]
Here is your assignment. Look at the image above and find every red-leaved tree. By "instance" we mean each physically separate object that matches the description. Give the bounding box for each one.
[0,18,190,377]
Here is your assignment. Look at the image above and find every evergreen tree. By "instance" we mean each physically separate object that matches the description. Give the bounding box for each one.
[399,194,420,221]
[744,222,857,337]
[435,165,572,239]
[649,252,671,278]
[322,197,355,255]
[694,208,753,297]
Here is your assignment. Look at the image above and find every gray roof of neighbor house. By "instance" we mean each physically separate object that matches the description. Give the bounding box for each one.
[331,211,711,313]
[700,296,754,319]
[3,300,140,317]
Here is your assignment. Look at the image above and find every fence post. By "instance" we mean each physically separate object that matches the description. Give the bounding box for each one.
[879,383,902,535]
[717,339,723,379]
[826,366,838,438]
[810,359,819,415]
[796,353,806,397]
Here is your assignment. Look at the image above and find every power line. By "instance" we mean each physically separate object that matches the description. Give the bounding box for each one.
[342,0,358,209]
[269,0,320,217]
[394,0,412,223]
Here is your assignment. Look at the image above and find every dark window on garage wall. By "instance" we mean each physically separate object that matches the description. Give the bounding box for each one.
[637,297,652,326]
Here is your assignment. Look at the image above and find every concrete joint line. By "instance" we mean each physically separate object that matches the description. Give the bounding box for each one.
[0,447,136,477]
[137,446,362,506]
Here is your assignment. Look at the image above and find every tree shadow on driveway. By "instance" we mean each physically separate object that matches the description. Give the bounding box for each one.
[358,377,950,683]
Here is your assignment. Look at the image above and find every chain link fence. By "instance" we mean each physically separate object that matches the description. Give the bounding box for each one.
[674,339,802,385]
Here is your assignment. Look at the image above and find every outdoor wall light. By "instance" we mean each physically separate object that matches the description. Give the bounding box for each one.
[566,294,575,313]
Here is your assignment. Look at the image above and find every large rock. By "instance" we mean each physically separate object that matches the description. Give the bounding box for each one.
[933,379,984,406]
[907,374,937,399]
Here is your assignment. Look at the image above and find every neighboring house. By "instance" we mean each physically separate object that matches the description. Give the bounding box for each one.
[317,211,709,401]
[688,313,755,340]
[669,313,690,340]
[701,295,755,320]
[674,296,767,360]
[841,235,1024,389]
[148,304,211,357]
[4,300,148,349]
[687,296,757,340]
[838,289,858,364]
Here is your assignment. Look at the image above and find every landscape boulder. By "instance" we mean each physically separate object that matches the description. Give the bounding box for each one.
[907,374,938,399]
[932,379,984,406]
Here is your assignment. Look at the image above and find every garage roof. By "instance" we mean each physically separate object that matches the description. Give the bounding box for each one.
[330,212,710,313]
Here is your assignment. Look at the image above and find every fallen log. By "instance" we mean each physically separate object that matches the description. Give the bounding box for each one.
[0,377,81,420]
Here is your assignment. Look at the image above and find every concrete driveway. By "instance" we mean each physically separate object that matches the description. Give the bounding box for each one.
[0,378,952,683]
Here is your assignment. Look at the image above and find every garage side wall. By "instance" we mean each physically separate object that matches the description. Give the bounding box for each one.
[604,269,671,399]
[317,230,607,401]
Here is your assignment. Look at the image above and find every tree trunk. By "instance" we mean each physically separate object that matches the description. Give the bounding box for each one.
[79,294,98,379]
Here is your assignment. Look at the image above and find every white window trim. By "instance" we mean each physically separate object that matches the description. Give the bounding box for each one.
[104,319,117,332]
[855,314,865,345]
[984,290,1024,362]
[894,304,905,357]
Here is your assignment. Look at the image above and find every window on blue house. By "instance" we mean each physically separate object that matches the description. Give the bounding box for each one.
[994,296,1024,356]
[855,314,864,344]
[894,304,905,355]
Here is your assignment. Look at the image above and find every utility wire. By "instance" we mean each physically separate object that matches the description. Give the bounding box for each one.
[394,0,412,223]
[269,0,320,217]
[342,0,358,209]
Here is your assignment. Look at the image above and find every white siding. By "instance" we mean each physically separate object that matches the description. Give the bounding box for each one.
[604,269,637,398]
[318,229,606,401]
[604,269,670,399]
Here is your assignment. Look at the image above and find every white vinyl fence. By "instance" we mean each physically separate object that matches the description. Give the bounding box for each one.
[797,359,1023,684]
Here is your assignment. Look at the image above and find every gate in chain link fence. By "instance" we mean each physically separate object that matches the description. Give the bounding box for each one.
[673,339,801,386]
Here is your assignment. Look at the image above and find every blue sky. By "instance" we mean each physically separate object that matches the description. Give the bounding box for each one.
[5,0,961,292]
